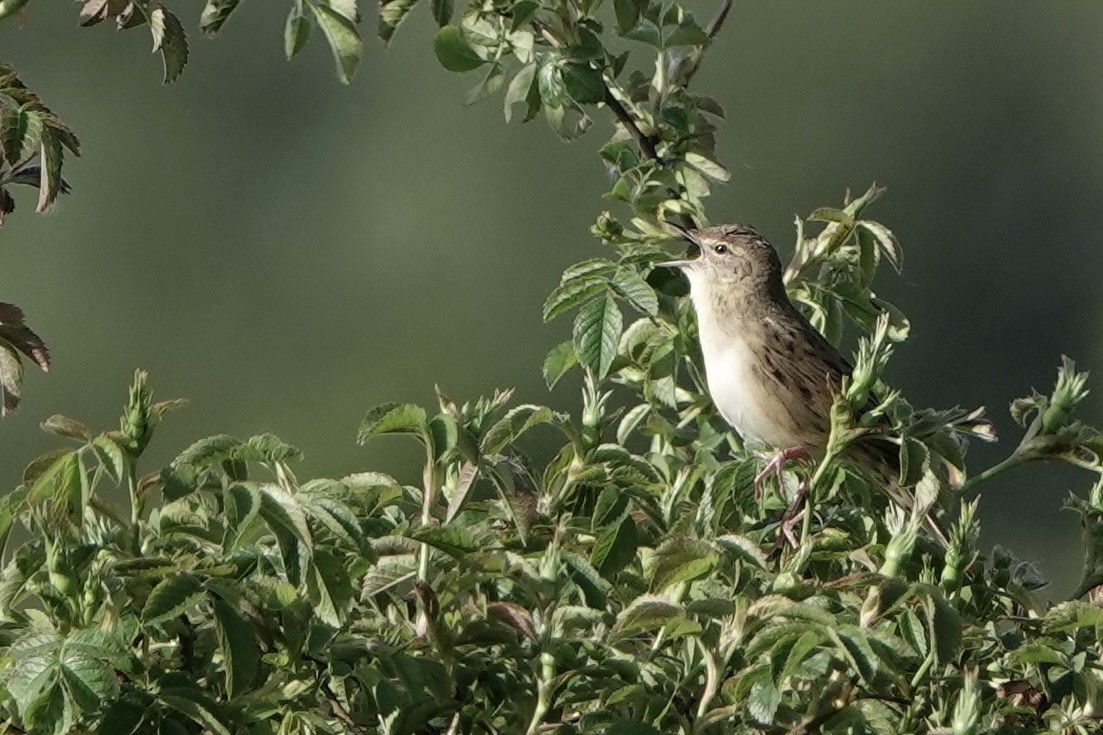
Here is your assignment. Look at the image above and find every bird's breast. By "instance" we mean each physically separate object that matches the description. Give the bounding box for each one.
[698,325,808,449]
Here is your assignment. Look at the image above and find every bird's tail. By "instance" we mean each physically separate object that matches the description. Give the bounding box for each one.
[848,437,951,547]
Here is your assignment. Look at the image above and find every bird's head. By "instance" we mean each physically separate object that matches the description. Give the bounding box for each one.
[662,222,784,295]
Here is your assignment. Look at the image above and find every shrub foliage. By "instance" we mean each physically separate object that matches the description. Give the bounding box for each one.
[4,2,1103,735]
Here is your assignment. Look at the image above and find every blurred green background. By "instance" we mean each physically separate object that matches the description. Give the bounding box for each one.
[2,2,1102,593]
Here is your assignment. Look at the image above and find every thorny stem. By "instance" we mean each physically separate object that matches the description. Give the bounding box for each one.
[524,652,557,735]
[798,449,838,549]
[418,450,440,581]
[694,640,722,719]
[125,458,141,554]
[960,454,1026,497]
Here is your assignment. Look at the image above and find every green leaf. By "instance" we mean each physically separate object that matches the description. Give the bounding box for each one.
[610,268,659,316]
[504,62,537,123]
[1,104,34,164]
[858,220,903,273]
[918,585,962,664]
[24,684,69,735]
[809,207,853,225]
[650,537,717,591]
[310,2,363,83]
[592,516,637,576]
[40,414,92,443]
[542,275,607,321]
[148,4,189,84]
[0,340,25,415]
[430,0,451,26]
[747,678,781,724]
[1008,642,1066,666]
[223,482,262,549]
[27,450,83,525]
[211,598,258,696]
[482,404,564,454]
[561,62,604,104]
[612,595,682,638]
[616,403,650,444]
[171,434,243,471]
[781,630,823,682]
[35,129,63,212]
[572,294,622,379]
[543,341,577,389]
[464,63,504,106]
[258,484,314,550]
[358,402,428,442]
[830,625,878,684]
[285,4,314,58]
[142,574,204,625]
[613,0,643,34]
[561,257,616,282]
[199,0,242,36]
[410,524,479,557]
[716,534,769,570]
[898,436,929,486]
[433,26,484,72]
[377,0,417,44]
[159,687,231,735]
[537,62,565,107]
[563,552,609,608]
[90,432,125,483]
[306,549,353,625]
[488,460,537,544]
[685,152,730,183]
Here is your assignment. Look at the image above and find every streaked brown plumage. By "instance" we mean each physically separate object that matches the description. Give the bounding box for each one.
[664,223,938,539]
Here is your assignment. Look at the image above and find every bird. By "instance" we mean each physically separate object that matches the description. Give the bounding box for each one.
[661,221,941,544]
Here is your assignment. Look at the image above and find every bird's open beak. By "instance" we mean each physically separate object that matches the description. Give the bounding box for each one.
[660,258,697,270]
[662,218,700,245]
[661,219,701,270]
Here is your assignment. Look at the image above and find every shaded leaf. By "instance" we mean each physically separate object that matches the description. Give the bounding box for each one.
[284,4,313,57]
[310,2,363,83]
[148,4,189,84]
[650,537,717,591]
[377,0,417,44]
[433,26,484,72]
[612,595,682,638]
[592,515,637,576]
[40,415,92,443]
[358,402,427,442]
[142,574,204,625]
[543,340,577,389]
[199,0,242,36]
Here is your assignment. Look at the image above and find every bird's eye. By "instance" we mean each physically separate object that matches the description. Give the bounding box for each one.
[712,243,728,255]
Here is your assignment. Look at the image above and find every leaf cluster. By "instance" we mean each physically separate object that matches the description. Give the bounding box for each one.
[5,1,1103,734]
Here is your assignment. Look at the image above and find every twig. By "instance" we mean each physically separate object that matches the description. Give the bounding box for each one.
[706,0,733,40]
[681,0,735,88]
[603,89,659,161]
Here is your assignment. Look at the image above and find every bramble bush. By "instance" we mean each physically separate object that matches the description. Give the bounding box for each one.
[3,2,1103,734]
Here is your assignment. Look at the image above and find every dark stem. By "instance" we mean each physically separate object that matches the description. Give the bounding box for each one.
[681,0,735,88]
[603,89,659,161]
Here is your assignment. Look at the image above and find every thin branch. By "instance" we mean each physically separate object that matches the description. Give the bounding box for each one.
[603,88,659,161]
[706,0,733,39]
[682,0,735,88]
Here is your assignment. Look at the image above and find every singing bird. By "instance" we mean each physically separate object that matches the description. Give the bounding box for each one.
[662,222,943,542]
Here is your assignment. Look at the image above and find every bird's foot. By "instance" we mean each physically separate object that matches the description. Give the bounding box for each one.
[753,444,811,499]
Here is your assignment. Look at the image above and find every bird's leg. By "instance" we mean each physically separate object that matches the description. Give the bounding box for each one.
[777,479,809,550]
[753,444,811,499]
